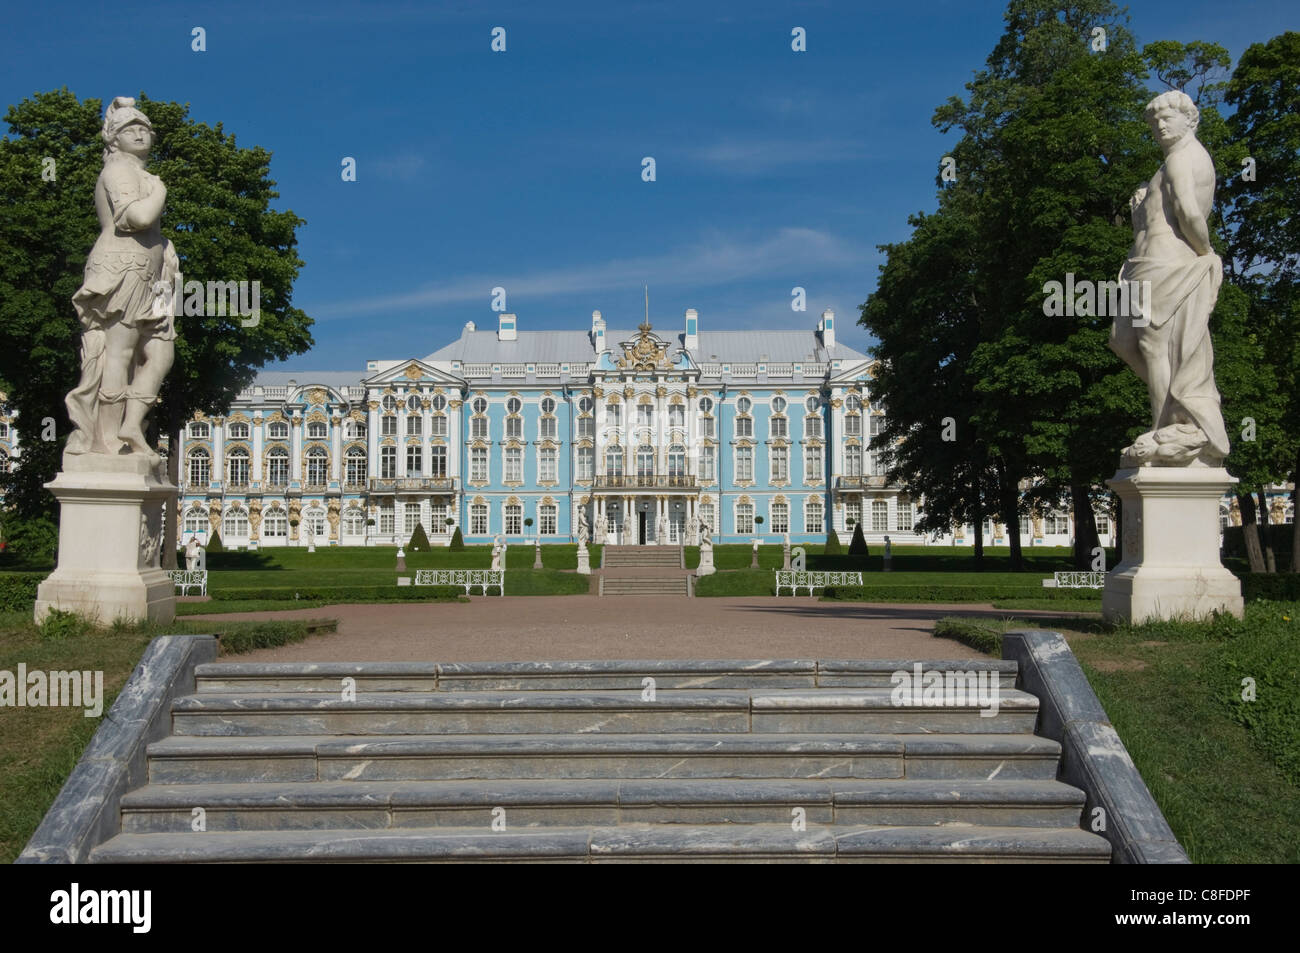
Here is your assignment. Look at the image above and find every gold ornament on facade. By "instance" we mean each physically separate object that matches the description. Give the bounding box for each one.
[616,322,672,371]
[592,387,604,398]
[655,385,667,398]
[290,416,303,427]
[830,399,843,408]
[449,400,463,409]
[366,401,380,411]
[307,388,327,405]
[404,364,423,380]
[686,387,698,398]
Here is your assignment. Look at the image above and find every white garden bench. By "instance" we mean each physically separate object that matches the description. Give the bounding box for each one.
[170,570,208,596]
[414,569,505,596]
[774,570,863,596]
[1041,571,1106,589]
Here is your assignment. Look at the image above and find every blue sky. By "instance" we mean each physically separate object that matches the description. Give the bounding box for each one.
[6,0,1296,371]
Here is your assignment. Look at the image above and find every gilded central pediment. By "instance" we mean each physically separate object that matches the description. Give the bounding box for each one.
[616,321,671,371]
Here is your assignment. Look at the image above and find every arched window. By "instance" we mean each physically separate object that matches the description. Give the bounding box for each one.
[303,508,327,540]
[541,397,556,414]
[407,395,422,413]
[183,505,208,537]
[383,395,398,412]
[668,444,686,480]
[345,447,367,486]
[506,397,522,415]
[636,445,655,483]
[846,394,862,412]
[345,420,367,440]
[305,448,328,486]
[605,446,624,479]
[307,421,327,439]
[226,447,250,487]
[228,422,249,439]
[189,422,210,439]
[223,505,249,539]
[268,421,288,439]
[472,396,488,415]
[343,507,365,537]
[188,448,210,486]
[431,394,447,411]
[578,396,593,414]
[266,449,289,487]
[262,507,287,538]
[772,396,787,414]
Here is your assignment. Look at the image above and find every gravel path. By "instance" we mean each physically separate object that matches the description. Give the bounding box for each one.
[186,596,1096,663]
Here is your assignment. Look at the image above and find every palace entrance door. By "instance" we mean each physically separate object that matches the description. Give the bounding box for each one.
[638,511,647,545]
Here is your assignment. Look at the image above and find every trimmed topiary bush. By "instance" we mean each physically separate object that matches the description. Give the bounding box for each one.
[207,529,224,553]
[824,528,842,555]
[848,521,870,557]
[408,523,431,552]
[449,527,465,550]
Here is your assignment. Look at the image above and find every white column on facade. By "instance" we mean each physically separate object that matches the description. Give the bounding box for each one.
[290,414,303,481]
[212,420,225,487]
[252,412,264,481]
[397,397,408,477]
[421,392,431,477]
[448,398,461,480]
[367,398,379,479]
[330,414,343,481]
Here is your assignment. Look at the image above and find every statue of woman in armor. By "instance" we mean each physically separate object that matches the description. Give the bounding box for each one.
[65,97,178,464]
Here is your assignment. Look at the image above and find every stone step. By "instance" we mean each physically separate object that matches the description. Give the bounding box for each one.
[118,779,1086,832]
[600,579,689,595]
[169,689,1039,736]
[147,732,1063,783]
[191,659,1018,693]
[89,824,1111,863]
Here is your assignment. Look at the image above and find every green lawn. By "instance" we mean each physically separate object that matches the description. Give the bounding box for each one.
[0,609,337,864]
[933,602,1300,864]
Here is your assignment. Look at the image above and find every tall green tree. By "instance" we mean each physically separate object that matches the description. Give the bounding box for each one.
[0,89,313,565]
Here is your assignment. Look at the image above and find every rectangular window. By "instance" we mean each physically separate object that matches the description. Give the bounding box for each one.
[266,455,289,486]
[539,504,557,535]
[669,405,684,429]
[505,504,522,535]
[735,417,752,438]
[845,447,862,478]
[898,503,914,532]
[382,415,397,436]
[406,445,422,475]
[471,416,489,439]
[1019,514,1031,536]
[606,404,621,428]
[869,449,884,476]
[430,502,447,529]
[771,446,788,482]
[771,417,787,439]
[471,504,488,536]
[1095,513,1110,535]
[804,446,822,482]
[262,511,287,537]
[380,446,397,479]
[1050,514,1071,534]
[431,415,447,437]
[506,417,522,439]
[845,499,861,528]
[637,404,654,428]
[700,502,715,533]
[405,502,421,536]
[736,446,753,482]
[379,504,395,534]
[578,416,594,438]
[736,503,754,535]
[805,416,822,438]
[407,415,422,436]
[701,416,715,438]
[805,500,823,534]
[471,447,488,482]
[227,455,249,487]
[505,447,522,483]
[771,502,789,534]
[346,454,367,485]
[870,415,883,437]
[699,446,715,482]
[540,417,557,440]
[539,447,557,483]
[845,415,861,437]
[873,500,889,532]
[577,446,594,481]
[430,445,447,478]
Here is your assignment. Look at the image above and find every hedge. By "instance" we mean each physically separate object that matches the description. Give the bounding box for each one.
[0,572,46,611]
[1223,525,1294,560]
[1239,573,1300,602]
[822,583,1100,604]
[210,585,466,603]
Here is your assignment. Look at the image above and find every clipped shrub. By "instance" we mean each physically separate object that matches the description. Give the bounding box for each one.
[408,523,431,552]
[207,530,224,553]
[1239,573,1300,602]
[211,585,464,603]
[1,513,59,564]
[449,527,465,550]
[0,572,46,611]
[848,522,870,557]
[824,528,842,555]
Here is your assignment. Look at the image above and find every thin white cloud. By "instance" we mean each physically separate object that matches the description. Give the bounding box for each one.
[307,227,869,319]
[687,138,873,173]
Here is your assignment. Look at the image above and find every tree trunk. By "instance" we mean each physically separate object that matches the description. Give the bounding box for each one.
[972,483,984,569]
[1072,484,1102,571]
[1257,488,1276,573]
[1238,492,1265,573]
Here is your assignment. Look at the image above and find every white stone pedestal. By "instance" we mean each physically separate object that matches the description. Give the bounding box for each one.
[576,544,591,575]
[697,548,716,576]
[34,454,177,625]
[1102,466,1243,624]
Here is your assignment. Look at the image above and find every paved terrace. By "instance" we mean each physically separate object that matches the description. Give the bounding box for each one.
[184,597,1097,663]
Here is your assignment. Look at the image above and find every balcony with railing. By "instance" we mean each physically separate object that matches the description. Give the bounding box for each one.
[592,473,697,490]
[836,475,888,490]
[463,364,492,378]
[535,363,562,378]
[500,364,527,378]
[368,476,457,493]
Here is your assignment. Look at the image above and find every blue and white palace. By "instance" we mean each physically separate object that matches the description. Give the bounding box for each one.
[173,307,936,548]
